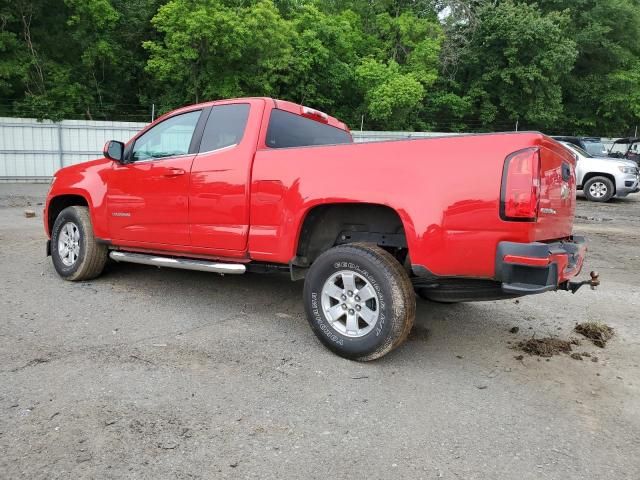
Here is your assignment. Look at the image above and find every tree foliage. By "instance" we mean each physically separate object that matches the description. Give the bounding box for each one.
[1,0,639,134]
[459,1,577,128]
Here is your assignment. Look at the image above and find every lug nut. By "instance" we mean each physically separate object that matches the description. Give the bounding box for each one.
[355,305,361,311]
[347,291,353,297]
[342,304,347,310]
[348,309,355,315]
[354,295,360,302]
[341,294,347,301]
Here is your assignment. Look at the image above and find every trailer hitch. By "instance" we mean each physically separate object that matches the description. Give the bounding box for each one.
[563,271,600,294]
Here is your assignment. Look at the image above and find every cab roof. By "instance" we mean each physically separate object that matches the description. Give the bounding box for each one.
[156,97,349,132]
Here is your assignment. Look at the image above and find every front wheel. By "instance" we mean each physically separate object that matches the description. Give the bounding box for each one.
[303,243,415,361]
[583,176,614,202]
[51,206,108,281]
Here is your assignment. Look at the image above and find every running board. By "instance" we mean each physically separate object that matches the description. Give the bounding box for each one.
[109,251,246,274]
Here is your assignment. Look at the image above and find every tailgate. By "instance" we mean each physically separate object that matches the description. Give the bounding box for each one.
[533,141,577,241]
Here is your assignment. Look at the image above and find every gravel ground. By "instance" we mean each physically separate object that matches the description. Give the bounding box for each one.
[1,183,639,479]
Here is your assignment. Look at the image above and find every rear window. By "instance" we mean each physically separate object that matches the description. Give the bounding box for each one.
[266,109,351,148]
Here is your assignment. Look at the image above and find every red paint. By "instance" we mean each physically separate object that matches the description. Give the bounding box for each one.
[106,155,195,245]
[45,97,582,283]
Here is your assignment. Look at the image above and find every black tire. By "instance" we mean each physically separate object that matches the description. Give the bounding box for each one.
[51,206,108,281]
[303,243,415,361]
[583,176,615,202]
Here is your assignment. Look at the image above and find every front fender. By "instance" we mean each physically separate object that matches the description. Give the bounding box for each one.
[46,158,112,239]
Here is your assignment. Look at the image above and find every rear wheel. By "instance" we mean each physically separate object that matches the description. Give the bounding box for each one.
[303,243,415,361]
[583,176,614,202]
[51,206,108,281]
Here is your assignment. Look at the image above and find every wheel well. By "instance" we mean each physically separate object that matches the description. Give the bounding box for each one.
[582,173,616,193]
[294,203,407,266]
[48,195,88,234]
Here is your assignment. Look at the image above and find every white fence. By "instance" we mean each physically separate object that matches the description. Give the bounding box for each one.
[0,117,455,182]
[0,117,146,181]
[0,116,621,182]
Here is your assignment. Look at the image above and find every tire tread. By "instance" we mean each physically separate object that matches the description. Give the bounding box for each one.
[308,243,415,361]
[54,206,107,281]
[584,176,615,202]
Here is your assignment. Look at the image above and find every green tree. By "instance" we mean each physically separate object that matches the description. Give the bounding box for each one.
[144,0,294,111]
[3,0,160,120]
[456,1,577,130]
[355,58,425,128]
[1,0,638,134]
[0,4,26,111]
[536,0,640,135]
[278,5,364,124]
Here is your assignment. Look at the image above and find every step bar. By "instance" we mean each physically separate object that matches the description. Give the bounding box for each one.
[109,251,246,274]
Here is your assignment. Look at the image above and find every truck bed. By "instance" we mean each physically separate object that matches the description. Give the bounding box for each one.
[249,132,576,279]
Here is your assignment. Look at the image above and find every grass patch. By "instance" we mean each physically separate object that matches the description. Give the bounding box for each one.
[575,322,614,348]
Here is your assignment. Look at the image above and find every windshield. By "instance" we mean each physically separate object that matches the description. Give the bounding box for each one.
[583,141,607,156]
[569,144,593,158]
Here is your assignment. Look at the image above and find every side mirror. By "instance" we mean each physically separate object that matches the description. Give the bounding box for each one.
[103,140,125,162]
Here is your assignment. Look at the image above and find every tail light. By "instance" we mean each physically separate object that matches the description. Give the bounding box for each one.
[500,148,541,221]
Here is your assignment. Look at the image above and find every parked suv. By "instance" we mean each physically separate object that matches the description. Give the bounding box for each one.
[559,142,639,202]
[553,136,608,157]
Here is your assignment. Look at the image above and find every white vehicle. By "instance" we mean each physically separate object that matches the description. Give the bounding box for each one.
[559,142,639,202]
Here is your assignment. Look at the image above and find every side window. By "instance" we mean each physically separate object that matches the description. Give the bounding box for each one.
[131,110,201,161]
[199,104,250,152]
[266,109,352,148]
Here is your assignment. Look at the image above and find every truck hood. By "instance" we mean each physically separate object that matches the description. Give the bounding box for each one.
[589,157,637,168]
[53,157,112,179]
[612,159,637,168]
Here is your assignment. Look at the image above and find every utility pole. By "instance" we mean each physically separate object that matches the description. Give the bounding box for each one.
[515,119,519,132]
[151,104,155,122]
[360,115,364,132]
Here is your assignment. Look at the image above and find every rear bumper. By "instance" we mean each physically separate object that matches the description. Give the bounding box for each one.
[496,236,587,295]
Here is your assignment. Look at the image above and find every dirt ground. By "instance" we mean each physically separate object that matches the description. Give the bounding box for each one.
[1,183,639,479]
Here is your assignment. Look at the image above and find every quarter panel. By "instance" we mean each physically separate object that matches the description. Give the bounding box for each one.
[249,133,550,278]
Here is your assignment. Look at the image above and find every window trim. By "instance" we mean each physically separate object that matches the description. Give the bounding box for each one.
[125,108,205,163]
[198,143,238,157]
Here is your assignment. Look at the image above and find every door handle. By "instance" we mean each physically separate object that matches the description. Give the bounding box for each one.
[163,168,185,177]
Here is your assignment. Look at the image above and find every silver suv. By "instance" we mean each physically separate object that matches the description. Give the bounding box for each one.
[560,142,639,202]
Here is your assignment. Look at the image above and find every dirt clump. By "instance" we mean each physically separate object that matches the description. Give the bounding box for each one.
[575,322,614,348]
[517,337,578,358]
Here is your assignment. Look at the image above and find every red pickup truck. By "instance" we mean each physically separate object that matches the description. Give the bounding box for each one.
[44,97,596,360]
